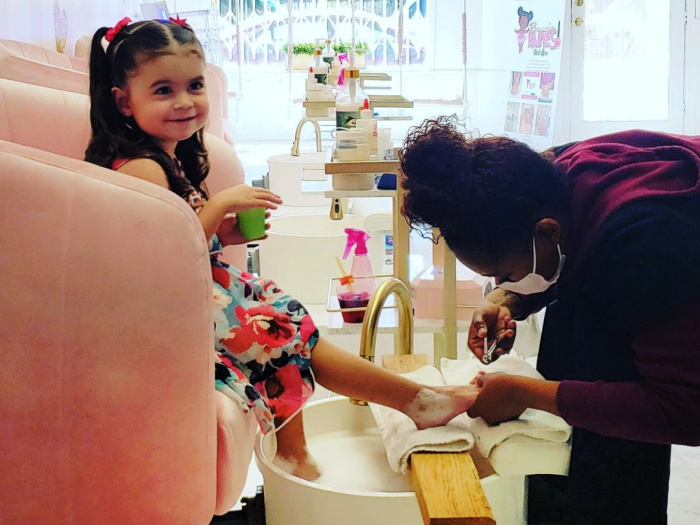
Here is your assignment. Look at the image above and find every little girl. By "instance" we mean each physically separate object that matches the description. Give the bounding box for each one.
[85,17,479,480]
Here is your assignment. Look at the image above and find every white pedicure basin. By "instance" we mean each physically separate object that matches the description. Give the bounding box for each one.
[255,395,571,525]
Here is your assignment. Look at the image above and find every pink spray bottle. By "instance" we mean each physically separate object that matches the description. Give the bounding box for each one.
[337,228,375,323]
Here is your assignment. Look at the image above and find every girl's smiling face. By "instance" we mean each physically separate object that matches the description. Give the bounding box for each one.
[112,47,209,156]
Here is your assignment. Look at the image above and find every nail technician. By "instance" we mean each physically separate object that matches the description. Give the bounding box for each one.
[399,117,700,525]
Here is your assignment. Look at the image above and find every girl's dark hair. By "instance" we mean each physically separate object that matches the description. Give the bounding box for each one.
[85,20,209,197]
[399,115,569,263]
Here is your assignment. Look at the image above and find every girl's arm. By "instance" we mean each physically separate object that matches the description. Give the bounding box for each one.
[116,159,282,242]
[116,158,170,188]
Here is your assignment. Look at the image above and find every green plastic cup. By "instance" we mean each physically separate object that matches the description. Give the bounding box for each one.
[236,207,266,240]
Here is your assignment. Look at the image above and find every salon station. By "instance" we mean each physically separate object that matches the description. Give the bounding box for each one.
[2,1,700,525]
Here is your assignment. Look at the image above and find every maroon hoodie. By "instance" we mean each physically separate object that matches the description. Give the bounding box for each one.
[547,130,700,445]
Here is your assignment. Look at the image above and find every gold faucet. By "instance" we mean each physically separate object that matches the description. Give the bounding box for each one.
[352,277,413,405]
[290,117,322,156]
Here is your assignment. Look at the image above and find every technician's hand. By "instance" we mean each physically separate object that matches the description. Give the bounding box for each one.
[216,211,271,245]
[467,372,527,425]
[214,185,283,214]
[468,300,517,363]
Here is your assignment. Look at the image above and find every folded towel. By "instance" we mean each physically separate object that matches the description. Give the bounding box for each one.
[440,355,572,456]
[369,365,475,474]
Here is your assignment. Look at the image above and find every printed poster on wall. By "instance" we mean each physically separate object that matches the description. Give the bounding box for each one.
[504,1,566,151]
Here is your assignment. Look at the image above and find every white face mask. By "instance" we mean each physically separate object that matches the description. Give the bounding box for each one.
[499,237,565,295]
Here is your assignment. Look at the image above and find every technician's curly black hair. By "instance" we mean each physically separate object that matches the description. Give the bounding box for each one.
[399,115,569,264]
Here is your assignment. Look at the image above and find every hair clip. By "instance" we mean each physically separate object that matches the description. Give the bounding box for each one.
[105,17,132,43]
[169,15,188,27]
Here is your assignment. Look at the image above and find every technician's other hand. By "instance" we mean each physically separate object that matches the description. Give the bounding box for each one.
[468,300,516,363]
[467,372,526,425]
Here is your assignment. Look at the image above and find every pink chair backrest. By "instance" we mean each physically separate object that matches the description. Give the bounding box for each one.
[0,48,88,94]
[0,78,90,158]
[0,139,217,524]
[74,35,91,61]
[0,39,75,69]
[208,63,229,119]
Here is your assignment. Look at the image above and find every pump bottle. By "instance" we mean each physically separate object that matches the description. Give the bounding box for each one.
[312,43,328,85]
[335,68,366,129]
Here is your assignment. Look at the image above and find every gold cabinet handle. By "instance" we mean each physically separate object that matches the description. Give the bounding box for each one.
[574,17,584,27]
[575,0,584,6]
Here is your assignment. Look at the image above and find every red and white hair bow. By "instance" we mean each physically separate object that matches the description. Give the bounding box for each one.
[101,16,131,51]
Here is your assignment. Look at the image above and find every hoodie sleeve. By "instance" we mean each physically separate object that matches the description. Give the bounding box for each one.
[556,201,700,445]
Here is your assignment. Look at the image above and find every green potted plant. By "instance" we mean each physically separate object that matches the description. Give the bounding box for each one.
[283,42,371,70]
[283,43,318,70]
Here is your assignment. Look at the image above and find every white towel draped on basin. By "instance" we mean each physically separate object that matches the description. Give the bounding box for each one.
[369,355,572,473]
[440,355,572,457]
[369,365,475,474]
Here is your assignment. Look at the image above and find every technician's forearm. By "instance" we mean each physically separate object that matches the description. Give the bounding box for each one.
[517,377,560,416]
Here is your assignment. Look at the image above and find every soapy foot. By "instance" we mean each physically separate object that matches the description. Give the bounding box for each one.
[273,447,321,482]
[404,385,481,430]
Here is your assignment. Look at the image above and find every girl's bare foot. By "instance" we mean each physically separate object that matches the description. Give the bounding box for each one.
[273,447,321,481]
[403,385,481,430]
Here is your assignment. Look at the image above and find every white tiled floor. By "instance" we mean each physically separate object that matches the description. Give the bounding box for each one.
[230,137,700,524]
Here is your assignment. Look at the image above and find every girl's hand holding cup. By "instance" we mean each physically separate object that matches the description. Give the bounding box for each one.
[214,185,283,214]
[213,185,281,244]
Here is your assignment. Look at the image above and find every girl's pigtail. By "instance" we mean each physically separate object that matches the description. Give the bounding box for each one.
[86,27,122,166]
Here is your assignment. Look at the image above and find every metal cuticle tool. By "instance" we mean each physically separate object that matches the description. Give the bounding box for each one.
[483,335,501,365]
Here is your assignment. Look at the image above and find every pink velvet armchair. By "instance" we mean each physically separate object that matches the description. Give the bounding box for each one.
[0,76,256,522]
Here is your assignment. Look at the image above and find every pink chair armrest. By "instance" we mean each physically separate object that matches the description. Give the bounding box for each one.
[0,140,217,524]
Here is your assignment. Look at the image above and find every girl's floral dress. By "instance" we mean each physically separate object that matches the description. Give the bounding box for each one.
[209,232,318,434]
[113,159,318,434]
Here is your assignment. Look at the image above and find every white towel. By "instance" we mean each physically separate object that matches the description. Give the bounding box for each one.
[368,365,475,474]
[440,355,572,456]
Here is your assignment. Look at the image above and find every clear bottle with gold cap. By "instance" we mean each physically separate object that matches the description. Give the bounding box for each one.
[335,67,366,128]
[312,40,328,84]
[322,39,335,66]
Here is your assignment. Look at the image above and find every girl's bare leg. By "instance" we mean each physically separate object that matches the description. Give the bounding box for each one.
[274,337,479,481]
[273,413,320,481]
[310,337,479,428]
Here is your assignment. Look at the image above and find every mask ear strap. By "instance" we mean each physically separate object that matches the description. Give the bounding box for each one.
[531,236,537,273]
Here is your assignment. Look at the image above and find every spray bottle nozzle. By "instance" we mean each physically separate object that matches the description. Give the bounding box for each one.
[363,98,370,110]
[343,228,370,259]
